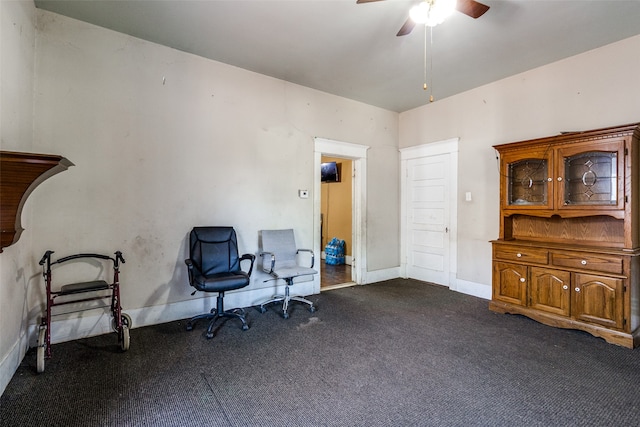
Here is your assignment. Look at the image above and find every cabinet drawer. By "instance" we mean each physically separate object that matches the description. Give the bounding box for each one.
[550,252,623,275]
[494,246,548,264]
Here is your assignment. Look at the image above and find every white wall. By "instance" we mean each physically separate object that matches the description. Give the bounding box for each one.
[0,0,37,396]
[0,8,400,394]
[399,34,640,296]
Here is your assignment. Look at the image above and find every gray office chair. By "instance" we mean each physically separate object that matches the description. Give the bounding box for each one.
[257,229,317,319]
[185,227,255,338]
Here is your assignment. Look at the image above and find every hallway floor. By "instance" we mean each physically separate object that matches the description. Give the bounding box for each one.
[320,262,352,289]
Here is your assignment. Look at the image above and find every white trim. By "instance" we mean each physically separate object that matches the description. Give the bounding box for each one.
[400,138,459,160]
[364,267,401,284]
[0,330,29,396]
[314,137,369,288]
[400,138,459,289]
[24,281,318,347]
[455,278,491,300]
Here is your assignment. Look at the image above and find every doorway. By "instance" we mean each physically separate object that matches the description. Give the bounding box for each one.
[320,155,353,289]
[313,138,369,291]
[400,138,458,288]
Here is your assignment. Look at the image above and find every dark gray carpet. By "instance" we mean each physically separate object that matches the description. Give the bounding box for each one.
[2,279,640,426]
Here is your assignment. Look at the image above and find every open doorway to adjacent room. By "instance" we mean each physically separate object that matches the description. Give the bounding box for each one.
[314,137,369,292]
[320,156,353,289]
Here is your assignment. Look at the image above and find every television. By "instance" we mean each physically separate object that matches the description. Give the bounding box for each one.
[321,161,340,183]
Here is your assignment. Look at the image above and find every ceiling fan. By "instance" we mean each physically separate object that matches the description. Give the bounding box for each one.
[356,0,490,36]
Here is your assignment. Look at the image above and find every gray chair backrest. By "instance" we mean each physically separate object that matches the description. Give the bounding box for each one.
[260,229,298,267]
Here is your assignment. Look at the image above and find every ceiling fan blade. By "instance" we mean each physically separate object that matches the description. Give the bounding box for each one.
[396,17,416,37]
[356,0,385,3]
[456,0,490,19]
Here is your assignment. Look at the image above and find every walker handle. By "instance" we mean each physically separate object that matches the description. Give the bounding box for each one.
[39,250,54,266]
[115,251,125,266]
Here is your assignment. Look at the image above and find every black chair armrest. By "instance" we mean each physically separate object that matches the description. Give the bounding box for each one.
[259,251,276,274]
[185,259,195,284]
[297,249,315,269]
[240,253,256,277]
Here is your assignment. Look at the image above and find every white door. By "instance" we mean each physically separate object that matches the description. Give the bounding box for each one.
[406,153,451,285]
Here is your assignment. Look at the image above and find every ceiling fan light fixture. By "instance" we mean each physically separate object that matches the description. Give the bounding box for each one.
[410,0,457,27]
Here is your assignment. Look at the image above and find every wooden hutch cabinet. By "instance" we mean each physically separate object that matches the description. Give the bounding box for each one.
[490,123,640,348]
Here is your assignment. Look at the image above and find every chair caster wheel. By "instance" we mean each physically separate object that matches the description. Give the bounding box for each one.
[186,322,194,331]
[259,306,267,314]
[309,306,316,313]
[282,312,290,319]
[242,324,249,331]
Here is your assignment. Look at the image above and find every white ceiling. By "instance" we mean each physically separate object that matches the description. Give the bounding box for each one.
[34,0,640,113]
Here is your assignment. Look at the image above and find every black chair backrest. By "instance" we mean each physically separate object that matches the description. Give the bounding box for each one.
[190,227,240,275]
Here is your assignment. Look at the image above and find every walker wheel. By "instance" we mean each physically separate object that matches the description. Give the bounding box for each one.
[37,325,46,374]
[282,312,290,320]
[242,324,249,331]
[121,313,132,328]
[309,306,316,313]
[112,313,133,332]
[120,325,130,351]
[259,306,267,314]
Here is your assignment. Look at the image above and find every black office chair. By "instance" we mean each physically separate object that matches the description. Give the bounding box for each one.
[185,227,255,339]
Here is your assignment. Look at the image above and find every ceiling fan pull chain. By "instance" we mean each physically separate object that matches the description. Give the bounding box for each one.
[430,25,434,102]
[423,24,428,91]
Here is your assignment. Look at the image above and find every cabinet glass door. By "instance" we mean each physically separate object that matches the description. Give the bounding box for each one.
[558,140,624,210]
[564,152,617,205]
[507,158,548,206]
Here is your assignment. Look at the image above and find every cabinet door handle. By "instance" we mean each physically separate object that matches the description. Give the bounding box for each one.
[547,177,552,182]
[581,260,587,265]
[557,177,563,181]
[575,287,580,292]
[563,285,568,290]
[516,253,522,258]
[520,278,525,282]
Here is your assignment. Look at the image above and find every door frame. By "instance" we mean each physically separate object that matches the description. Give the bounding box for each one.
[314,137,369,288]
[400,138,458,289]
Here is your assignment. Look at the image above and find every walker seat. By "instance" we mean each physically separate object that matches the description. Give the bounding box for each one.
[59,280,110,295]
[36,251,131,373]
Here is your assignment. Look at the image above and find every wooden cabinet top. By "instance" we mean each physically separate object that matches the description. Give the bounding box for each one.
[493,122,640,152]
[1,151,73,252]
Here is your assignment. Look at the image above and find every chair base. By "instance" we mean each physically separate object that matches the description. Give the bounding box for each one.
[186,293,249,338]
[259,281,316,319]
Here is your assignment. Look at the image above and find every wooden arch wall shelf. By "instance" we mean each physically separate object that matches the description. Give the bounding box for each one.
[1,151,73,252]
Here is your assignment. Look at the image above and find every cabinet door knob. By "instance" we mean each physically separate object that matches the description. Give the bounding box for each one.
[520,278,525,282]
[581,260,587,265]
[563,285,568,290]
[557,177,563,181]
[575,287,580,292]
[516,253,522,258]
[547,177,552,182]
